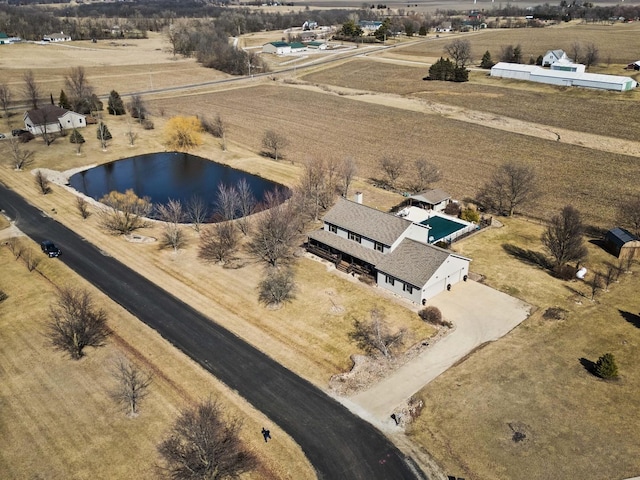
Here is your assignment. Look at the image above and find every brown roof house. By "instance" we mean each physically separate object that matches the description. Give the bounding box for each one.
[307,197,471,304]
[24,105,86,136]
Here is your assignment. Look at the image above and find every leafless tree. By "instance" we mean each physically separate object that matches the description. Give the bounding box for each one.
[23,70,40,110]
[65,66,94,113]
[258,267,296,307]
[409,158,442,193]
[23,247,41,272]
[128,95,147,123]
[379,154,404,188]
[444,38,472,67]
[110,355,152,417]
[212,114,227,151]
[348,308,405,359]
[339,156,358,198]
[236,179,256,235]
[35,170,51,195]
[158,399,257,480]
[616,195,640,237]
[299,156,338,222]
[602,264,617,291]
[76,196,91,219]
[262,130,289,162]
[46,287,110,360]
[541,205,588,271]
[584,42,599,69]
[570,41,582,64]
[247,190,300,268]
[198,221,240,263]
[98,189,152,234]
[126,120,138,146]
[6,237,24,260]
[0,82,11,117]
[477,161,539,216]
[7,138,34,170]
[156,199,186,252]
[186,195,209,233]
[589,272,602,301]
[215,183,240,221]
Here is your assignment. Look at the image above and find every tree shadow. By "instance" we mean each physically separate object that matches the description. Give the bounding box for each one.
[579,357,596,375]
[619,310,640,329]
[502,243,551,270]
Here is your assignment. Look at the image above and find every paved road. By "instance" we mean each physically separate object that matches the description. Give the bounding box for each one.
[0,184,425,479]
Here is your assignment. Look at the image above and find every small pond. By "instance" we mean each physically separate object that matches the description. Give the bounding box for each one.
[69,152,285,219]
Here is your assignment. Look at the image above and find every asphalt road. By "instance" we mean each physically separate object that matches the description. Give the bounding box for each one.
[0,183,425,479]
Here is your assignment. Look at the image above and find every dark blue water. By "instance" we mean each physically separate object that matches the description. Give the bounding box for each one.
[69,152,284,216]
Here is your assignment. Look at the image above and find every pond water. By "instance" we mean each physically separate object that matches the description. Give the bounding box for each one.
[69,152,284,218]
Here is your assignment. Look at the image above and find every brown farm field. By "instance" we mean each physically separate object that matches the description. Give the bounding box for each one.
[1,19,640,480]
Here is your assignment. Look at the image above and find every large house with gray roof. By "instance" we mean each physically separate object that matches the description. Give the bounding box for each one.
[307,197,470,304]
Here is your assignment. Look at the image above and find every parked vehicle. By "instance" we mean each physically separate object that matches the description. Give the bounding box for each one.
[41,240,61,257]
[12,129,28,137]
[0,133,6,139]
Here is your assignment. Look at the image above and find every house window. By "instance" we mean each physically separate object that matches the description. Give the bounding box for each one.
[374,242,384,252]
[348,232,361,243]
[385,275,395,286]
[403,283,414,294]
[328,224,337,233]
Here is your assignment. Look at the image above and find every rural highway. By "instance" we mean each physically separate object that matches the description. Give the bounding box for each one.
[0,183,426,479]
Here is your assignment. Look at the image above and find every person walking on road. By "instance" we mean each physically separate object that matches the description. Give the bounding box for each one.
[261,427,271,442]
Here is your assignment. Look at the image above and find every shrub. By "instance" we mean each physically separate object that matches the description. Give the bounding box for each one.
[434,240,449,249]
[419,306,452,327]
[444,202,461,216]
[0,289,7,303]
[595,353,618,379]
[19,132,34,143]
[142,119,154,130]
[461,208,480,223]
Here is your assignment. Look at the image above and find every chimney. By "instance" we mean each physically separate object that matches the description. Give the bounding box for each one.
[354,192,363,204]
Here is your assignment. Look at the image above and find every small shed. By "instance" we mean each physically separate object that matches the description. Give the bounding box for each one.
[605,227,640,259]
[407,189,451,212]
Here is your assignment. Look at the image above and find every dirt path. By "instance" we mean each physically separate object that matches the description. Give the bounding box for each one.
[285,82,640,158]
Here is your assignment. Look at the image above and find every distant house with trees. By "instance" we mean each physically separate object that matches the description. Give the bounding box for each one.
[43,32,72,42]
[23,105,86,135]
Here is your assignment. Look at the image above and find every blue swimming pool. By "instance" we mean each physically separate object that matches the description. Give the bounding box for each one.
[420,215,469,243]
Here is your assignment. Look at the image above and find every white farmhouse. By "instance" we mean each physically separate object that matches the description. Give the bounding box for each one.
[43,32,72,42]
[24,105,86,135]
[542,49,570,67]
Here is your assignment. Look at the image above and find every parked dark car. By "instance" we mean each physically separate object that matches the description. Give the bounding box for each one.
[12,129,29,137]
[41,240,61,257]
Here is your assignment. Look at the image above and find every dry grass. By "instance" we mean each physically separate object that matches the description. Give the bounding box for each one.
[0,244,314,480]
[409,217,640,480]
[398,21,640,65]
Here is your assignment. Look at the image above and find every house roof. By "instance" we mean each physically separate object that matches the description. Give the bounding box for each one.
[25,105,69,126]
[308,229,385,266]
[0,32,8,39]
[307,41,325,46]
[323,197,412,246]
[545,49,565,58]
[606,227,639,248]
[409,189,450,205]
[289,42,305,49]
[375,238,452,288]
[268,41,289,47]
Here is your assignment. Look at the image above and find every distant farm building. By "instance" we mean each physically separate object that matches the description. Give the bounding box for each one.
[307,41,327,50]
[490,62,638,92]
[43,32,71,42]
[550,57,585,73]
[605,228,640,260]
[359,20,383,32]
[289,42,307,53]
[436,22,452,32]
[0,32,21,44]
[262,41,291,55]
[626,61,640,71]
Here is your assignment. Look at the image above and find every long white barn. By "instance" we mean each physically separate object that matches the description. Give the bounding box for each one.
[490,62,638,92]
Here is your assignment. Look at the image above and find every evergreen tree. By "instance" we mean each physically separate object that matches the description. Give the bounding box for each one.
[59,89,71,110]
[69,128,85,144]
[536,55,544,66]
[97,122,112,141]
[426,58,468,82]
[418,25,428,36]
[375,19,392,41]
[595,353,618,379]
[480,50,495,69]
[108,90,126,115]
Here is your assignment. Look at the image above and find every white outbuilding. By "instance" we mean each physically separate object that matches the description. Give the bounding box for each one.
[262,41,291,55]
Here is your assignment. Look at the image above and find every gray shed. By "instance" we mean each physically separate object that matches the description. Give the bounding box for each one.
[605,227,640,259]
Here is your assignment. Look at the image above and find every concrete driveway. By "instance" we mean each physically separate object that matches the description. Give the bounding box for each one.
[347,280,531,425]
